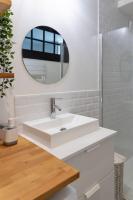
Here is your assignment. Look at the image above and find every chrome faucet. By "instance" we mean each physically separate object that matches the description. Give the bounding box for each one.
[50,98,62,119]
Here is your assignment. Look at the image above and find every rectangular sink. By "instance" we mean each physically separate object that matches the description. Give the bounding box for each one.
[23,113,99,147]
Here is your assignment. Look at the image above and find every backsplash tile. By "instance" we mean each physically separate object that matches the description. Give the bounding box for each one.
[15,90,99,124]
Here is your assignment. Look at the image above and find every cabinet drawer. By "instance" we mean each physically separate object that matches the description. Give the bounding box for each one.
[67,138,114,197]
[100,171,114,200]
[77,171,114,200]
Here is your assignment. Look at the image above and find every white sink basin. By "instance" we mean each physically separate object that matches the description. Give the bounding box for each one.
[23,113,99,147]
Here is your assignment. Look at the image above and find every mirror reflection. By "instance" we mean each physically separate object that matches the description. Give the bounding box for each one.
[22,26,69,84]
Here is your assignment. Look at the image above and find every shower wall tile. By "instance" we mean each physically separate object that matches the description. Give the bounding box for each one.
[102,28,133,136]
[15,90,99,124]
[99,0,132,131]
[99,0,133,165]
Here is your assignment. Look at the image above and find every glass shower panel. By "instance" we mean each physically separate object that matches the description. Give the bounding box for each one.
[102,27,133,200]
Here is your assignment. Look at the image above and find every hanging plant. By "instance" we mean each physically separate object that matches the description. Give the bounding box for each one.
[0,9,14,98]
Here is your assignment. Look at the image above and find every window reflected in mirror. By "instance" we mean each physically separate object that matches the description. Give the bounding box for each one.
[22,26,69,84]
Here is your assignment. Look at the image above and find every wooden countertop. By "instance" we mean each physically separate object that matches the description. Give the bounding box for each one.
[0,137,79,200]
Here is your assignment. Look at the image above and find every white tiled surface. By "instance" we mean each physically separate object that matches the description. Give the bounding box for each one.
[102,28,133,155]
[100,0,133,157]
[100,0,133,198]
[102,26,133,200]
[15,90,99,123]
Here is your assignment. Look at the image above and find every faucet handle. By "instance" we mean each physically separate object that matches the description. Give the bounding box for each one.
[55,97,63,100]
[50,97,63,103]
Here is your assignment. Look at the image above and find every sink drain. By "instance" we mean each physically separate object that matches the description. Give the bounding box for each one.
[60,127,67,131]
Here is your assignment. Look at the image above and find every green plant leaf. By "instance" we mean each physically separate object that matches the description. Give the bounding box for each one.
[0,10,14,98]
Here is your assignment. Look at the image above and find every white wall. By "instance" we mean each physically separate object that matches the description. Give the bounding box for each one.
[12,0,99,95]
[0,0,99,123]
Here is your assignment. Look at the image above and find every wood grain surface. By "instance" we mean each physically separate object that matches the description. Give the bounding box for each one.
[0,137,79,200]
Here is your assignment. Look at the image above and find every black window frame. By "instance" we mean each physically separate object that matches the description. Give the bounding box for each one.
[22,26,69,63]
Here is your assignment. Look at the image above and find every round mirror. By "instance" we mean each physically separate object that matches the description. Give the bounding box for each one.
[22,26,69,84]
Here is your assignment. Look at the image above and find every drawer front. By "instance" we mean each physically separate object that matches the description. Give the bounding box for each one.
[67,138,114,197]
[84,184,100,200]
[100,171,114,200]
[75,171,114,200]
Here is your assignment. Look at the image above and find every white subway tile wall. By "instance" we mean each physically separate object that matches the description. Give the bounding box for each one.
[15,90,99,124]
[102,28,133,179]
[102,29,133,131]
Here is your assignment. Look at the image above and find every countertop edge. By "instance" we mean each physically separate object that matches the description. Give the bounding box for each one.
[36,171,80,200]
[20,127,117,160]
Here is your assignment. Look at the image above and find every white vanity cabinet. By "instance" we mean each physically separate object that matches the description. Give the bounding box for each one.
[66,138,114,200]
[21,127,116,200]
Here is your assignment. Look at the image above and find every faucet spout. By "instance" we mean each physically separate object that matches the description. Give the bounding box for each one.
[55,104,62,111]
